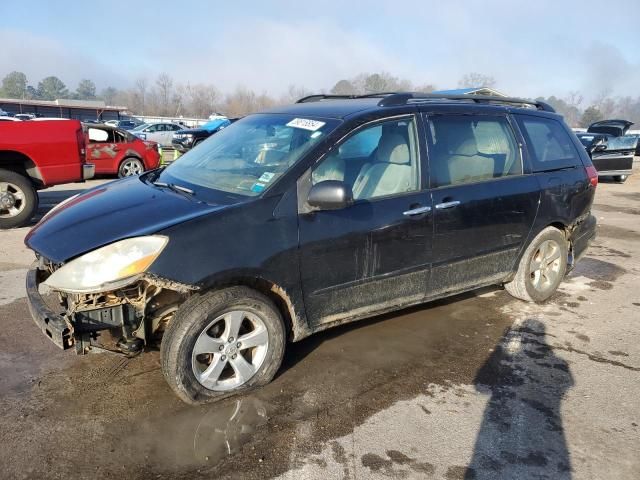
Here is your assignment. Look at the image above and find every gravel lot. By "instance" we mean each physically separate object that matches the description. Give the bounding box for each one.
[0,170,639,480]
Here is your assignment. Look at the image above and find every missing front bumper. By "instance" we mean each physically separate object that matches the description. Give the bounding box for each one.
[25,266,73,349]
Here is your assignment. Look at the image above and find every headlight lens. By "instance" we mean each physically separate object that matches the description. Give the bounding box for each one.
[44,236,168,293]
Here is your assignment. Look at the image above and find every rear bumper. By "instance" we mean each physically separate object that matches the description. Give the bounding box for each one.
[596,169,632,177]
[571,214,597,263]
[25,265,73,350]
[83,163,95,180]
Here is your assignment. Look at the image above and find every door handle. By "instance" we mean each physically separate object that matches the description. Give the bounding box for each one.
[435,200,461,210]
[403,206,432,216]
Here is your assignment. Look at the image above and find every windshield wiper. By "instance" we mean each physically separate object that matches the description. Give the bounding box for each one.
[153,181,195,197]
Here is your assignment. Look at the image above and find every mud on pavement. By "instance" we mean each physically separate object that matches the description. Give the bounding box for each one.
[1,178,639,479]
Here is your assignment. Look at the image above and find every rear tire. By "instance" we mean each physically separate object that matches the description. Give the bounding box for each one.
[161,286,286,404]
[614,174,628,183]
[118,157,144,178]
[0,169,38,229]
[505,227,568,303]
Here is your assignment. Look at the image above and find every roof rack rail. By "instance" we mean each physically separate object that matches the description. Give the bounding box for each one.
[377,93,555,112]
[295,92,398,103]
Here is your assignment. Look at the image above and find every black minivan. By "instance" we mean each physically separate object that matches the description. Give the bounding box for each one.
[25,93,597,404]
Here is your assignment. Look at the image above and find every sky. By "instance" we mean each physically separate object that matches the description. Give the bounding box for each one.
[1,0,639,102]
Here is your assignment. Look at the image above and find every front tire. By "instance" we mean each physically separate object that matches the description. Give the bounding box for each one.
[505,227,568,303]
[0,169,38,229]
[161,286,286,404]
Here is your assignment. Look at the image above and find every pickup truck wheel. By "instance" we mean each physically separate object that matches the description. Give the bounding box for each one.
[614,175,628,183]
[161,286,286,404]
[0,169,38,229]
[118,158,144,178]
[505,227,567,303]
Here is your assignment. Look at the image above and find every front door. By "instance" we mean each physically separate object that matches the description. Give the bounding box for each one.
[424,113,540,297]
[298,115,433,326]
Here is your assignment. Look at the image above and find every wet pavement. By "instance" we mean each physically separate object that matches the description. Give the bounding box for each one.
[1,174,639,479]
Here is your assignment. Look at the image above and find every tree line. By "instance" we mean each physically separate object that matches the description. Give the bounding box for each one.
[2,70,639,127]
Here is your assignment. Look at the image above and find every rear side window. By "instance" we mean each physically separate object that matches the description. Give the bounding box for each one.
[516,116,581,171]
[426,114,521,188]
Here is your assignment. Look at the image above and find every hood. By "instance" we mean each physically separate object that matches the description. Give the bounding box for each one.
[175,127,207,135]
[25,176,233,263]
[587,119,633,137]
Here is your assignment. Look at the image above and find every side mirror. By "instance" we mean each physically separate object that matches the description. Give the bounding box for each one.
[307,180,353,210]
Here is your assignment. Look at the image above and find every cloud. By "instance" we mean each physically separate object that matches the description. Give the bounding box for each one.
[1,1,640,102]
[147,19,416,94]
[0,29,127,90]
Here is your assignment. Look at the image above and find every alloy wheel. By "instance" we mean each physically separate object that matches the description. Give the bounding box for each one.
[0,182,26,218]
[192,310,269,391]
[529,239,562,292]
[121,159,144,176]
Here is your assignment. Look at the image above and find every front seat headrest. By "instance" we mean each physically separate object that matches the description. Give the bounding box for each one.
[376,133,410,164]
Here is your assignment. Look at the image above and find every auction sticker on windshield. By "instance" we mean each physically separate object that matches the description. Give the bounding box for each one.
[286,118,326,131]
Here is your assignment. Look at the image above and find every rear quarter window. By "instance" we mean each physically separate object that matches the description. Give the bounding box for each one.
[515,115,581,171]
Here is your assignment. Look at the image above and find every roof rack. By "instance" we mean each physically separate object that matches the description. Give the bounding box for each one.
[376,93,555,112]
[295,93,397,103]
[295,92,555,112]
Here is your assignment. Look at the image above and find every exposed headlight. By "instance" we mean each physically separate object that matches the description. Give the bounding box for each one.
[44,236,168,294]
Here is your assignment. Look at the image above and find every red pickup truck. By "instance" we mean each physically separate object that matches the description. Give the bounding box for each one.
[0,119,94,228]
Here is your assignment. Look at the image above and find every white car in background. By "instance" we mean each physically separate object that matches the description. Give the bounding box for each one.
[130,122,184,146]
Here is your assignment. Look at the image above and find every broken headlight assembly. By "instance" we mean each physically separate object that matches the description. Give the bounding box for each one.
[44,236,168,294]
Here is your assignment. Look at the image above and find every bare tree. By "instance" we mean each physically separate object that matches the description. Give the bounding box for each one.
[280,84,313,104]
[458,72,497,89]
[330,79,357,95]
[187,84,220,118]
[414,83,437,93]
[155,73,173,116]
[135,78,148,114]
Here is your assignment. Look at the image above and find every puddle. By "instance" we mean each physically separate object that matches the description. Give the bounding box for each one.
[125,396,269,468]
[1,289,521,479]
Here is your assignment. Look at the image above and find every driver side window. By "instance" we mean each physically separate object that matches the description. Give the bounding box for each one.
[311,117,420,201]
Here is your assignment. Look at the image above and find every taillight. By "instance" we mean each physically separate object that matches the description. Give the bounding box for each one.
[76,128,86,163]
[585,165,598,188]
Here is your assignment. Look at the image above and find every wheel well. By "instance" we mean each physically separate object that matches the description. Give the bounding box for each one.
[0,150,37,182]
[204,278,298,342]
[547,221,574,267]
[548,222,568,235]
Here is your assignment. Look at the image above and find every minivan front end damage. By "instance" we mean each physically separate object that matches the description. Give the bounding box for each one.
[26,260,196,355]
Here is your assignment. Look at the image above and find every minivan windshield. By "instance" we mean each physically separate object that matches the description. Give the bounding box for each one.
[160,113,340,196]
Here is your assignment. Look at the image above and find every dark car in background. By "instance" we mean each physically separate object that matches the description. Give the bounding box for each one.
[576,119,637,183]
[171,117,234,152]
[25,93,597,404]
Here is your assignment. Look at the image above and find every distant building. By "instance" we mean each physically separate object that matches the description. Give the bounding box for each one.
[0,98,127,121]
[432,87,507,97]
